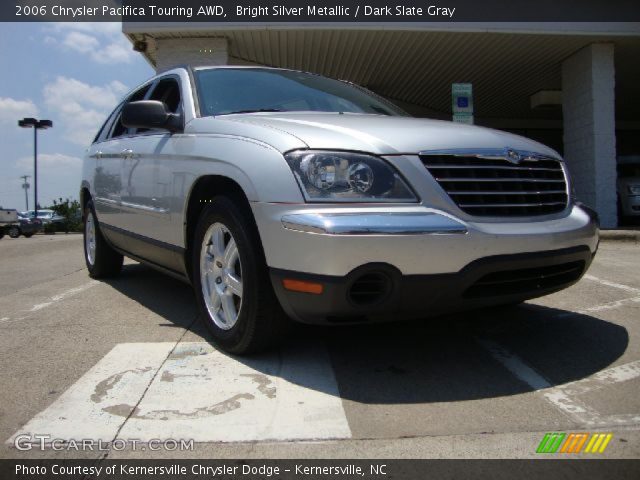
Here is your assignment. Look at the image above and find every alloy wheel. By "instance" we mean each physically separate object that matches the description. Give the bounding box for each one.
[200,222,243,330]
[85,213,96,265]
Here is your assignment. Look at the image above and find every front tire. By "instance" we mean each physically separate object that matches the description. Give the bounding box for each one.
[83,200,123,278]
[192,196,288,354]
[8,226,20,238]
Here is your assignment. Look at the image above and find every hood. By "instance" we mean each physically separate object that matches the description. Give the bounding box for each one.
[213,112,561,158]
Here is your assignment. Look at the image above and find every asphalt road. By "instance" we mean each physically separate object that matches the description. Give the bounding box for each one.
[0,234,639,459]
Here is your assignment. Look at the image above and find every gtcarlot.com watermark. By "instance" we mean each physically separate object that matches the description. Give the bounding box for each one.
[14,434,194,452]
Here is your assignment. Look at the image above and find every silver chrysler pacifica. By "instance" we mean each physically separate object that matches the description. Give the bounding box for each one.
[81,66,599,353]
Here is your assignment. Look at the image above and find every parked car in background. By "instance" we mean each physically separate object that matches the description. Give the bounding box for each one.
[617,155,640,223]
[8,213,43,238]
[22,209,65,225]
[81,66,599,354]
[0,209,41,239]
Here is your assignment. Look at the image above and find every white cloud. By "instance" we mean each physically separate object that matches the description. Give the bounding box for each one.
[62,31,99,54]
[43,76,128,145]
[53,22,121,36]
[95,39,136,64]
[45,22,136,65]
[0,97,39,126]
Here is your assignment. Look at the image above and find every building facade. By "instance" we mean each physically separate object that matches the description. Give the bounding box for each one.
[123,22,640,227]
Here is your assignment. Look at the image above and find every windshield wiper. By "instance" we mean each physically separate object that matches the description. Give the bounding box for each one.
[369,105,393,116]
[219,109,283,115]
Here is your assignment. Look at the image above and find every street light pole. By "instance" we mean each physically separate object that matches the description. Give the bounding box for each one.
[34,125,38,218]
[18,118,52,221]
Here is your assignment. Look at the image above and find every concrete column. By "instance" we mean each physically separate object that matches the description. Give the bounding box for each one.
[562,43,617,228]
[154,38,229,73]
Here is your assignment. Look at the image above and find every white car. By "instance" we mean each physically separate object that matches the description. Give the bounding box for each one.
[81,66,599,353]
[22,209,65,225]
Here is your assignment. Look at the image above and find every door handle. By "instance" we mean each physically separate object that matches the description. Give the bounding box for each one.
[93,151,102,159]
[121,149,134,159]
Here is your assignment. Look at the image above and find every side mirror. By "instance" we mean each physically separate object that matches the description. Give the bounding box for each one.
[121,100,182,133]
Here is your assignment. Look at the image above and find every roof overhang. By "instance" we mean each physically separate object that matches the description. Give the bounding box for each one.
[123,23,640,122]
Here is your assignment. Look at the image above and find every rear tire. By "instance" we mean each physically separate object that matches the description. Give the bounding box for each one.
[83,200,123,278]
[8,226,20,238]
[192,196,289,354]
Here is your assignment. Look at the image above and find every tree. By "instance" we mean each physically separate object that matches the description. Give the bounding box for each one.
[47,197,82,233]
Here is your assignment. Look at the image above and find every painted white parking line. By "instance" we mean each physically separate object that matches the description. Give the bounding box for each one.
[478,337,640,428]
[8,343,174,445]
[0,281,100,326]
[29,281,99,312]
[550,361,640,397]
[118,341,351,442]
[583,296,640,313]
[544,361,640,427]
[584,275,640,294]
[8,341,351,446]
[554,296,640,318]
[475,338,551,390]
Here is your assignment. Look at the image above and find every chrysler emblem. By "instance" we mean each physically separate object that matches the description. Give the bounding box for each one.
[505,148,522,164]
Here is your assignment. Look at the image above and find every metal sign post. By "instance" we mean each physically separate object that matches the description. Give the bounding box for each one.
[20,175,30,211]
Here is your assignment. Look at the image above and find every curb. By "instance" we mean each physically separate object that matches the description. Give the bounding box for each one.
[600,230,640,242]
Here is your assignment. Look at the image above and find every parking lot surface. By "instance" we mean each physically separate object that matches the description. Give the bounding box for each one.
[0,234,639,459]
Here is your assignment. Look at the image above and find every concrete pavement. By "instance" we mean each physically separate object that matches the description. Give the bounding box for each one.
[0,234,638,459]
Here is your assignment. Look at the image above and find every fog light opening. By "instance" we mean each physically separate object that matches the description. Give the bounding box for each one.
[348,271,392,306]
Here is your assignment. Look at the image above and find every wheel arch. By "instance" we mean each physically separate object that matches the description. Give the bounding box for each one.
[183,175,262,281]
[80,181,91,219]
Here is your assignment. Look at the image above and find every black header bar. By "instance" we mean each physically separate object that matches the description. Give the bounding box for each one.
[5,0,640,22]
[2,459,640,480]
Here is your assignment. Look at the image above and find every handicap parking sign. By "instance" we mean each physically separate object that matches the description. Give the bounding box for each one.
[452,83,473,123]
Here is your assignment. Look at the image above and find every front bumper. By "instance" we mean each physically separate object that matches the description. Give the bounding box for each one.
[251,202,599,324]
[252,203,599,277]
[270,246,594,324]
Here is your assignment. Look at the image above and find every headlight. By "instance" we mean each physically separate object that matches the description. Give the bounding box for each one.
[628,185,640,195]
[285,150,417,202]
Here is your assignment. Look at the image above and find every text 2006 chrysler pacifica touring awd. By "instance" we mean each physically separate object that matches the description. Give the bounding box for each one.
[81,66,599,353]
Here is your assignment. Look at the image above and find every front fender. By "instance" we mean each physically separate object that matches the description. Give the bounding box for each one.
[174,134,304,203]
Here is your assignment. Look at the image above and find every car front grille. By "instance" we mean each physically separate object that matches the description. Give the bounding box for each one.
[464,260,585,298]
[420,152,568,217]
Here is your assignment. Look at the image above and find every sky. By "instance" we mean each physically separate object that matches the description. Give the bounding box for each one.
[0,22,154,210]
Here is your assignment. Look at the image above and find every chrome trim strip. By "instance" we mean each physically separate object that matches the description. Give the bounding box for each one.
[120,200,170,215]
[418,148,562,162]
[424,165,561,172]
[94,197,119,206]
[450,190,566,195]
[437,178,565,183]
[459,202,566,208]
[281,212,467,235]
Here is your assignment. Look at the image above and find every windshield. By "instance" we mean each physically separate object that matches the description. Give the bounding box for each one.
[194,68,408,117]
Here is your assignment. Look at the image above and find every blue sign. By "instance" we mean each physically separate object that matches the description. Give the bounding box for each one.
[457,97,469,108]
